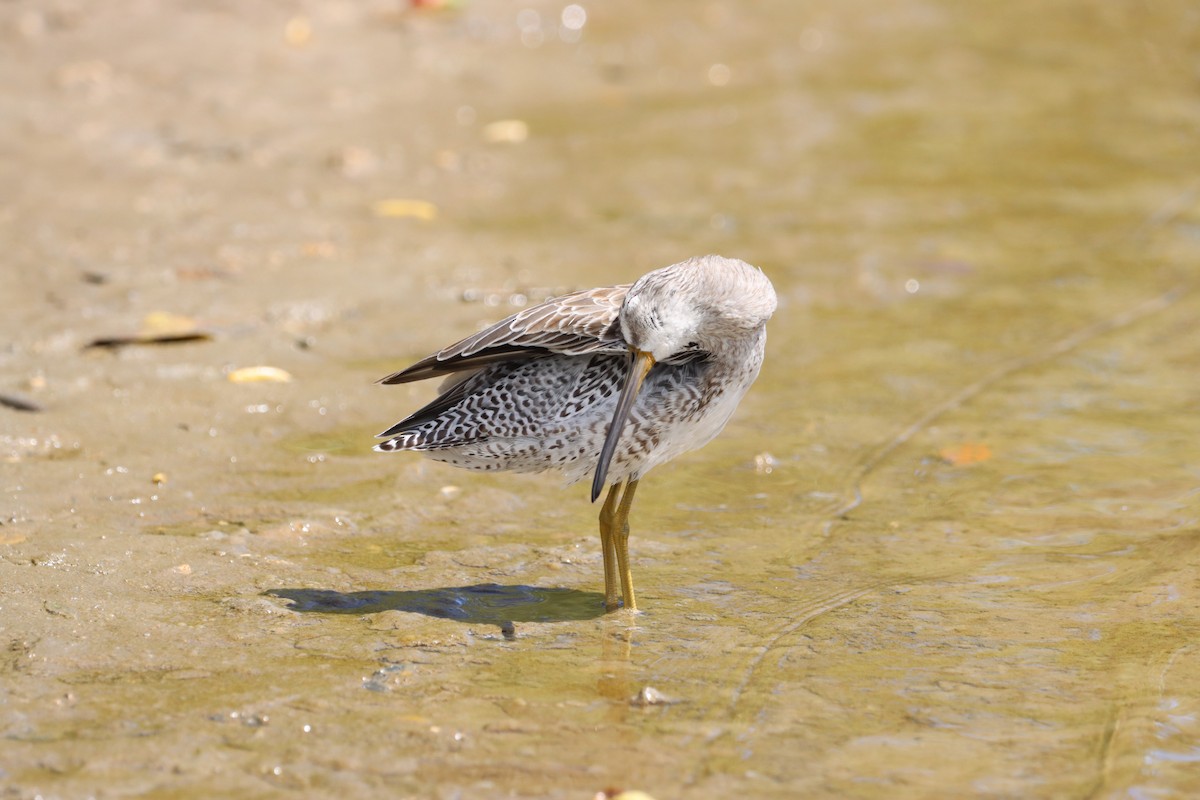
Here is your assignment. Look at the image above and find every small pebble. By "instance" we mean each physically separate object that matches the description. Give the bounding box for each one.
[630,686,678,707]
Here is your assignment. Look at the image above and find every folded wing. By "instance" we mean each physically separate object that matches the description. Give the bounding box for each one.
[378,284,630,385]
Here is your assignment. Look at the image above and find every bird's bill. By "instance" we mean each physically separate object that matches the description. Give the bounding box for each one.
[591,350,656,502]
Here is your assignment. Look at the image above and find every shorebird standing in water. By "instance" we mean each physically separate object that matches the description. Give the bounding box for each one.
[375,255,776,612]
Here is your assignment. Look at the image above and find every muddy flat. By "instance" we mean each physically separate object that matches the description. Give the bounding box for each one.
[3,1,1199,797]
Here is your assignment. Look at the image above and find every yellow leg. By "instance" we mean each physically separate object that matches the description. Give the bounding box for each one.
[613,479,640,612]
[598,484,621,611]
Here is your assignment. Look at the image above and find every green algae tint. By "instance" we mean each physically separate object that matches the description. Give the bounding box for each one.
[2,1,1199,798]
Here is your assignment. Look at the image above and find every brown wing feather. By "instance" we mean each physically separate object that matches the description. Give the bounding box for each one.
[378,284,629,385]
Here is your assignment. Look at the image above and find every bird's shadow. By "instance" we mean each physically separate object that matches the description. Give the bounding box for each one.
[266,583,607,625]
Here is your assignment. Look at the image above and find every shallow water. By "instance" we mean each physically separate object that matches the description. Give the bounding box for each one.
[2,0,1199,797]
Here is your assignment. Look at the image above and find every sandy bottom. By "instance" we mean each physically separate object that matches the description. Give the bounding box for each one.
[3,1,1200,797]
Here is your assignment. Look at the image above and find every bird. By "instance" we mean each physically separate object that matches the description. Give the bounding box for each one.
[374,255,777,612]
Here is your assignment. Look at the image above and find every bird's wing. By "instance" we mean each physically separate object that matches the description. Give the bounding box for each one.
[378,284,630,385]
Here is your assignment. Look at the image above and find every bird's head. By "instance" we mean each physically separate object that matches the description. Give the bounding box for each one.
[618,255,777,362]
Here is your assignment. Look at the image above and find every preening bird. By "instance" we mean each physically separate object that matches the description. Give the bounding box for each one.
[376,255,777,612]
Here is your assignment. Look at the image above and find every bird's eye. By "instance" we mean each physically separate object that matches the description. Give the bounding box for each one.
[686,341,699,349]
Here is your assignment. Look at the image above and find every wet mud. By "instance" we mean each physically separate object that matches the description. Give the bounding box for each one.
[3,1,1200,797]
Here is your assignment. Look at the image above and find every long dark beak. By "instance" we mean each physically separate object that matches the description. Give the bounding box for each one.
[591,350,656,502]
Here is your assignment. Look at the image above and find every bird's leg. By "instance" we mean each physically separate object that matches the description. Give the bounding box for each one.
[598,483,621,611]
[613,478,640,612]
